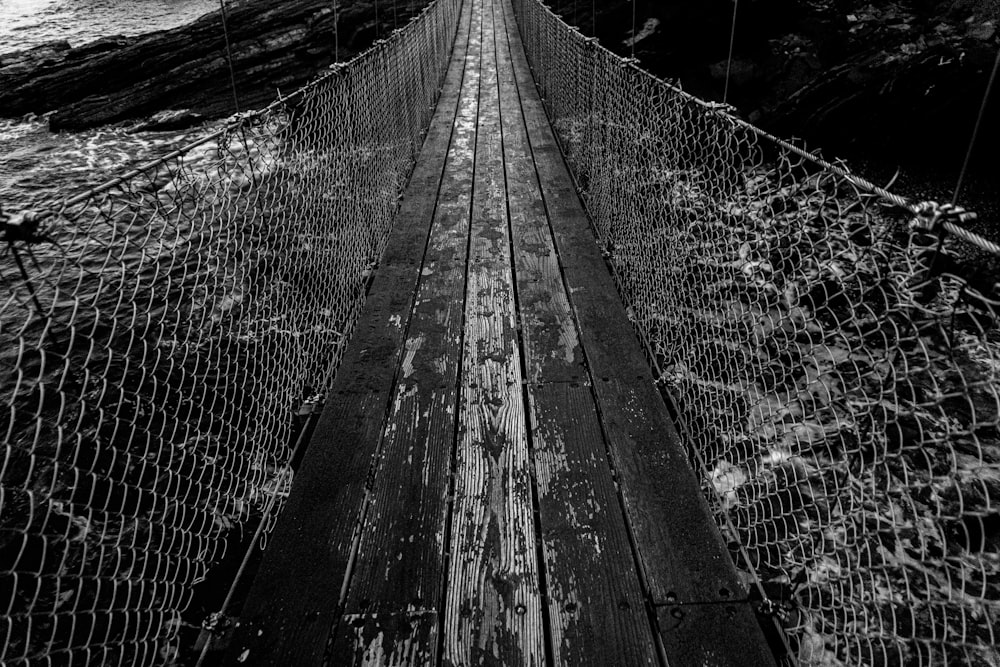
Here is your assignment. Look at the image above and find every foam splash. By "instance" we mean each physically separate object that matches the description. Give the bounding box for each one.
[0,118,217,214]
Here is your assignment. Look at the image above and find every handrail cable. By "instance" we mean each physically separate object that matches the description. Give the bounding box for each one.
[613,57,1000,256]
[43,0,998,259]
[56,1,442,212]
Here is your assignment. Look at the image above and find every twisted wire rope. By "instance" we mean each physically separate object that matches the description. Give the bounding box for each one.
[511,0,1000,665]
[0,0,462,663]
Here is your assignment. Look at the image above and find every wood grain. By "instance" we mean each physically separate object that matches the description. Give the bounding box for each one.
[526,383,659,666]
[502,0,743,606]
[495,2,658,664]
[501,0,776,663]
[223,2,473,662]
[330,611,438,667]
[491,2,585,386]
[335,0,479,627]
[231,0,776,663]
[442,2,544,664]
[657,603,777,666]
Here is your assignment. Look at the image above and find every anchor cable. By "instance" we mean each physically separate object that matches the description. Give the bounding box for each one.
[218,0,242,113]
[723,0,739,105]
[952,43,1000,205]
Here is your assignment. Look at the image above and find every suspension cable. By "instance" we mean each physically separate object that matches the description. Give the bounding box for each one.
[723,0,738,105]
[952,43,1000,205]
[218,0,242,113]
[630,0,636,59]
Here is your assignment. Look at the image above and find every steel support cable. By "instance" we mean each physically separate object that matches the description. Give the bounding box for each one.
[508,3,1000,665]
[952,43,1000,205]
[519,0,999,256]
[630,0,636,59]
[722,0,738,105]
[0,2,463,664]
[192,411,317,667]
[218,0,242,113]
[620,57,1000,256]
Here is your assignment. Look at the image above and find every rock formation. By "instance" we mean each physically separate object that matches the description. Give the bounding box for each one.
[0,0,431,131]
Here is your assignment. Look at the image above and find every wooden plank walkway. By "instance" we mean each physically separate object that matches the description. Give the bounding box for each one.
[225,0,776,664]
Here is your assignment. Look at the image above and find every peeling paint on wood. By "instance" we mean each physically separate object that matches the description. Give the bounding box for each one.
[333,611,438,667]
[336,0,477,637]
[494,0,658,662]
[233,0,776,664]
[443,2,543,664]
[223,0,473,663]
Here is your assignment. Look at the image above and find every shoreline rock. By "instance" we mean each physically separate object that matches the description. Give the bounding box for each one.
[0,0,430,132]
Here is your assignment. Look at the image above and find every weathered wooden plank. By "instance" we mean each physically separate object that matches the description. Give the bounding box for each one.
[493,4,659,665]
[224,3,475,663]
[442,2,544,664]
[589,377,747,604]
[500,0,776,664]
[330,611,438,667]
[657,603,776,667]
[491,0,584,386]
[500,0,742,605]
[334,0,481,644]
[222,388,394,666]
[527,383,659,666]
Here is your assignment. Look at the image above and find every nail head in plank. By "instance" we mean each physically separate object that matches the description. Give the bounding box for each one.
[502,0,762,614]
[657,603,778,667]
[591,376,744,605]
[339,4,479,609]
[529,382,658,666]
[225,5,473,662]
[443,4,544,664]
[226,388,397,666]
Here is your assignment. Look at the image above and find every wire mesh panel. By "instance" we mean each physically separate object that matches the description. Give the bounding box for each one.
[512,1,1000,665]
[0,0,461,663]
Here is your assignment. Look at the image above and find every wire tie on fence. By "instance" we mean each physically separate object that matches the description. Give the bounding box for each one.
[909,200,976,235]
[297,395,324,416]
[202,611,233,635]
[704,100,738,116]
[620,57,641,68]
[196,611,235,656]
[3,210,52,244]
[227,110,257,127]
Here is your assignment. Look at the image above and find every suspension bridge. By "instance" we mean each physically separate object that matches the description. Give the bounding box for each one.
[2,0,999,665]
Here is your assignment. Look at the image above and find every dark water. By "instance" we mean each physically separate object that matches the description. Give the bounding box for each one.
[0,0,218,53]
[0,0,236,211]
[0,118,216,216]
[0,0,226,214]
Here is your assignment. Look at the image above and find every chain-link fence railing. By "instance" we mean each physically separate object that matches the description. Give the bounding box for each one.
[512,1,1000,665]
[0,0,461,663]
